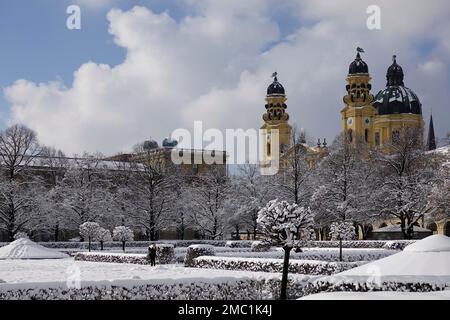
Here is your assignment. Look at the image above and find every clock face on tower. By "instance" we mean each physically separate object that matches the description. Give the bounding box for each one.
[347,117,353,126]
[364,117,371,126]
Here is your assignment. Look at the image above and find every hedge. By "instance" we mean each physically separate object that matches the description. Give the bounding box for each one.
[191,256,363,275]
[0,277,311,300]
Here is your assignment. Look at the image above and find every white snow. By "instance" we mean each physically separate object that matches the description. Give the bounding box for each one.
[300,291,450,300]
[0,258,313,290]
[0,239,69,260]
[317,235,450,285]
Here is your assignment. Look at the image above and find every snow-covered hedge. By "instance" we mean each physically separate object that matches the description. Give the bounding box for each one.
[156,244,175,264]
[75,252,148,264]
[225,241,254,248]
[216,248,395,262]
[251,241,271,252]
[306,240,416,249]
[304,280,450,296]
[382,240,416,250]
[192,256,362,275]
[184,245,216,267]
[0,277,310,300]
[74,249,176,265]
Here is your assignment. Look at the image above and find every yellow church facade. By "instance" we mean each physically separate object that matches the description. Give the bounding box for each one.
[341,51,424,148]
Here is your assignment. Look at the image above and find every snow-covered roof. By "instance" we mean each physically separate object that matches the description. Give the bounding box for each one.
[0,238,68,260]
[373,225,431,233]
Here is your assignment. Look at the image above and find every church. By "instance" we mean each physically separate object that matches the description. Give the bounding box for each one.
[260,48,447,239]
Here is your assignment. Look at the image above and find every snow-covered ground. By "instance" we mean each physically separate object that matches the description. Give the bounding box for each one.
[0,257,312,285]
[300,291,450,300]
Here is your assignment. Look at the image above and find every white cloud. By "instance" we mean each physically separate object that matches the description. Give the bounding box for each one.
[4,0,450,155]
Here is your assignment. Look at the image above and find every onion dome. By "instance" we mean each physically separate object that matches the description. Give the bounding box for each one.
[267,72,285,95]
[348,48,369,74]
[373,55,422,115]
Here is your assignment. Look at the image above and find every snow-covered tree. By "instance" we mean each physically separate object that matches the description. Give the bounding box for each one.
[329,221,356,241]
[187,165,230,239]
[257,199,314,300]
[117,160,177,241]
[329,221,355,261]
[79,222,100,252]
[54,155,117,232]
[0,124,43,240]
[113,226,134,252]
[274,126,316,206]
[312,134,376,239]
[428,160,450,221]
[231,163,273,239]
[95,227,112,251]
[373,127,438,239]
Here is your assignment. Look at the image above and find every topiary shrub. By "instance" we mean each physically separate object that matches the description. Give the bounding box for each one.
[251,241,271,252]
[184,245,215,267]
[156,244,175,264]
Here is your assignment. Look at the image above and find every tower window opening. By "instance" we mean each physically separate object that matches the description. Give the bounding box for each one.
[365,129,369,143]
[267,142,271,157]
[347,129,353,143]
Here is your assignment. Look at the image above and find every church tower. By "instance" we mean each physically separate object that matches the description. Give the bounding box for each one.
[341,48,376,146]
[261,73,292,164]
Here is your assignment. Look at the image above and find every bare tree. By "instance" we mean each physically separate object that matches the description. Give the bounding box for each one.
[0,125,42,240]
[118,160,177,241]
[187,165,229,239]
[373,127,438,239]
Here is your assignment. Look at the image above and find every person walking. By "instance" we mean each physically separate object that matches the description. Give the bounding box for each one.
[147,244,157,266]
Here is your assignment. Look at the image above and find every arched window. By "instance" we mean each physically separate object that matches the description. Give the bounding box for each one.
[347,129,353,143]
[365,129,369,143]
[267,143,271,157]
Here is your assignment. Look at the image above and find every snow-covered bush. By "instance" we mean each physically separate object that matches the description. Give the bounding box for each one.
[79,222,100,252]
[225,241,253,248]
[216,248,394,262]
[329,222,356,241]
[382,240,415,250]
[13,232,29,240]
[113,226,134,252]
[0,277,310,300]
[304,280,450,296]
[95,228,112,251]
[184,245,216,267]
[192,256,362,275]
[156,244,175,264]
[251,241,271,252]
[304,240,416,249]
[75,252,148,264]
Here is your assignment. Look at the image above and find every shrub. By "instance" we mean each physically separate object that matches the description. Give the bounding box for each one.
[225,241,254,248]
[251,241,271,252]
[156,244,175,264]
[184,245,216,267]
[192,256,362,275]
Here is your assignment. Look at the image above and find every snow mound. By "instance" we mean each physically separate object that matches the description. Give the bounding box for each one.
[0,238,69,260]
[404,235,450,252]
[318,235,450,284]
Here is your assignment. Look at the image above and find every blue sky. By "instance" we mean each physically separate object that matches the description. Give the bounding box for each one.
[0,0,301,128]
[0,0,448,155]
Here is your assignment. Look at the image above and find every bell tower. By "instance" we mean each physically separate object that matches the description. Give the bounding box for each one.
[261,72,292,164]
[341,48,376,146]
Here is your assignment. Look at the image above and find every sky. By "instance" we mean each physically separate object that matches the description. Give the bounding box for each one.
[0,0,449,156]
